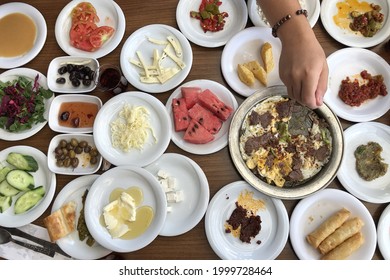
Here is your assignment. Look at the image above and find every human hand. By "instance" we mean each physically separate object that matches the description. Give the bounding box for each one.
[278,32,328,109]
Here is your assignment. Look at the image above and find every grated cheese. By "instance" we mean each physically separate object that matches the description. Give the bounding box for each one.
[110,104,157,152]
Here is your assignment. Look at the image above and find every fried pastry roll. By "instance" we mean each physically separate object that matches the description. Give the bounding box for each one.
[306,208,351,248]
[321,232,364,260]
[318,217,364,254]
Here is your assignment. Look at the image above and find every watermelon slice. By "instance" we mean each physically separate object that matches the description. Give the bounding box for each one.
[183,119,214,144]
[188,103,222,134]
[181,87,201,109]
[172,98,190,132]
[198,89,233,121]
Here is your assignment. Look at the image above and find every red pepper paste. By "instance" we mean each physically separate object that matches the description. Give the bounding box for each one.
[338,70,387,107]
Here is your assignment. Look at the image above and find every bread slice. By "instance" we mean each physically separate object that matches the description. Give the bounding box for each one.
[44,201,76,242]
[261,42,274,73]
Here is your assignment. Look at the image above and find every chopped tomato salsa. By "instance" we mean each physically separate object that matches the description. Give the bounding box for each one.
[338,70,387,107]
[190,0,228,33]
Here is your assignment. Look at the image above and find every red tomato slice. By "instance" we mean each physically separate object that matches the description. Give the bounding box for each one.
[69,21,98,52]
[71,2,99,23]
[88,26,115,48]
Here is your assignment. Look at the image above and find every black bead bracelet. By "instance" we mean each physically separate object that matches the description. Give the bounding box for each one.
[272,9,308,38]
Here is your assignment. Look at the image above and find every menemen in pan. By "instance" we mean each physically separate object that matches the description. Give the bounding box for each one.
[239,96,332,187]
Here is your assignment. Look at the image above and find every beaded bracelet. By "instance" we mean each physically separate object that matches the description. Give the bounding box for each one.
[271,9,308,38]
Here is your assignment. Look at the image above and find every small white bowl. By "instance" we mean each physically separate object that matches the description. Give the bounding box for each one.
[47,134,102,175]
[47,56,99,93]
[48,94,102,133]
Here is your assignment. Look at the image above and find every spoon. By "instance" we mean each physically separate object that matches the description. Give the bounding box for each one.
[0,228,54,257]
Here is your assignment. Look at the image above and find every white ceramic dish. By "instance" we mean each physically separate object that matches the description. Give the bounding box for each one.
[47,134,102,175]
[176,0,248,48]
[165,79,238,155]
[248,0,320,28]
[0,68,54,141]
[93,91,171,167]
[221,26,283,98]
[324,48,390,122]
[337,122,390,204]
[48,94,102,134]
[0,2,47,69]
[120,24,192,94]
[321,0,390,48]
[145,153,209,236]
[55,0,125,59]
[47,56,99,93]
[0,146,56,228]
[51,175,112,260]
[84,166,167,253]
[290,189,377,260]
[205,181,289,260]
[377,203,390,260]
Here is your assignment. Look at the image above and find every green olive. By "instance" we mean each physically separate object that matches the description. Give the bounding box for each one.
[69,150,76,158]
[70,138,79,147]
[90,149,99,157]
[63,158,71,167]
[71,157,79,168]
[75,146,83,154]
[90,156,98,165]
[79,140,88,148]
[59,139,67,148]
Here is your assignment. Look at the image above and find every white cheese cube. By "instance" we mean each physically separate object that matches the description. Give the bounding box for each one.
[157,169,169,179]
[167,176,177,191]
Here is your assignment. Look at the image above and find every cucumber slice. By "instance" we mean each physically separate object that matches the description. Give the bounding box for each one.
[14,186,45,214]
[0,195,12,213]
[0,166,12,182]
[0,179,20,197]
[6,169,35,191]
[6,152,39,172]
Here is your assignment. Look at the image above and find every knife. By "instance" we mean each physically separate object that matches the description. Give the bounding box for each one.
[1,226,72,259]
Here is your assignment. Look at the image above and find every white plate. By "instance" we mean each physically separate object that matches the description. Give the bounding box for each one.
[47,133,102,176]
[324,48,390,122]
[377,203,390,260]
[0,2,47,69]
[51,175,112,259]
[0,146,56,228]
[248,0,320,28]
[93,91,172,167]
[205,181,289,260]
[48,94,102,134]
[176,0,248,48]
[221,26,283,98]
[47,56,99,93]
[84,166,167,252]
[55,0,125,59]
[0,68,54,141]
[337,122,390,204]
[290,189,377,260]
[145,153,209,236]
[120,24,192,93]
[165,79,238,155]
[321,0,390,48]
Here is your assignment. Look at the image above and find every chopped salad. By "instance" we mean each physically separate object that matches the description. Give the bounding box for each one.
[0,75,53,132]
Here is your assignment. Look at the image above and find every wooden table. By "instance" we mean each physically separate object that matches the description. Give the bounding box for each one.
[0,0,389,260]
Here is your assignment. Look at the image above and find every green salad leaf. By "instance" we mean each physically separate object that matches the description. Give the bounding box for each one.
[0,74,53,132]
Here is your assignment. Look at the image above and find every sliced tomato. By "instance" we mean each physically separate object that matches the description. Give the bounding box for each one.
[71,2,99,23]
[70,21,97,40]
[88,26,115,48]
[69,21,97,52]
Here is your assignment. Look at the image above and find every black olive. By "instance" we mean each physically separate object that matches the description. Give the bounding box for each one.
[56,77,66,84]
[72,117,80,127]
[83,78,92,86]
[75,146,83,154]
[67,64,75,73]
[58,66,67,75]
[71,79,81,87]
[82,66,92,75]
[60,111,70,121]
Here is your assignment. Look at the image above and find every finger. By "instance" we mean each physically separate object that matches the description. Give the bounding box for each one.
[315,61,329,107]
[301,71,319,109]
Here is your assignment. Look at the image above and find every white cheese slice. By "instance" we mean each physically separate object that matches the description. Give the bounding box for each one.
[167,35,182,57]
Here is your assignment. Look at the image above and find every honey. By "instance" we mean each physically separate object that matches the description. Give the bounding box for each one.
[0,13,37,57]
